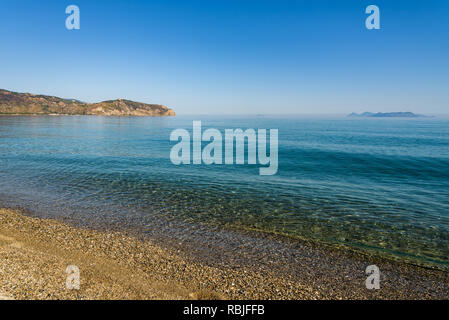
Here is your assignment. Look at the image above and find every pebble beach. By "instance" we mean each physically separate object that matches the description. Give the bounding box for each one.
[0,208,448,300]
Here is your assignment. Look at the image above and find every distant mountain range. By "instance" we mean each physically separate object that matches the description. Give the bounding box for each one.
[348,112,427,118]
[0,89,175,116]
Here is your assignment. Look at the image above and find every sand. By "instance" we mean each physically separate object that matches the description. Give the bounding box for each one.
[0,208,447,300]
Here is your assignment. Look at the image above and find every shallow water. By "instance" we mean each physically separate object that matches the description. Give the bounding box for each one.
[0,115,448,268]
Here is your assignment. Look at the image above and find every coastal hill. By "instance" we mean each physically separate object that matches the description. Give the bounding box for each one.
[0,89,175,116]
[348,112,426,118]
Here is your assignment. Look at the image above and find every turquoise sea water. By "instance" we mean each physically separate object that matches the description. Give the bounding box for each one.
[0,115,448,268]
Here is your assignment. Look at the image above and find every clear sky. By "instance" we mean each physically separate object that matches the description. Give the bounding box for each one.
[0,0,448,114]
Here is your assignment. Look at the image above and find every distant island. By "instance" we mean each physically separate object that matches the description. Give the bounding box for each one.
[0,89,175,116]
[348,112,427,118]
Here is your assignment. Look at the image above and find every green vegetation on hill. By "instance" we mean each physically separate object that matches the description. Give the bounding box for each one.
[0,89,175,116]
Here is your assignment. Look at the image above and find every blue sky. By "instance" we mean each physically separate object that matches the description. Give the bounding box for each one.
[0,0,448,114]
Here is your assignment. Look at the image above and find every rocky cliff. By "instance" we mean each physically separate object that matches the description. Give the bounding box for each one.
[0,89,175,116]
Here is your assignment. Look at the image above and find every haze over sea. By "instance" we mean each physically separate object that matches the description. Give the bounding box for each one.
[0,115,448,269]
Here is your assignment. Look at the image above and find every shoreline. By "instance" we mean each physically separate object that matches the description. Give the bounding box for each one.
[0,207,448,300]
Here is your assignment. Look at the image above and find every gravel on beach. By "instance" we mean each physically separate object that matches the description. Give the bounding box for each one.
[0,208,447,300]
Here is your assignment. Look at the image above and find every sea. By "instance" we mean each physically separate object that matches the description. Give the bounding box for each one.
[0,115,448,269]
